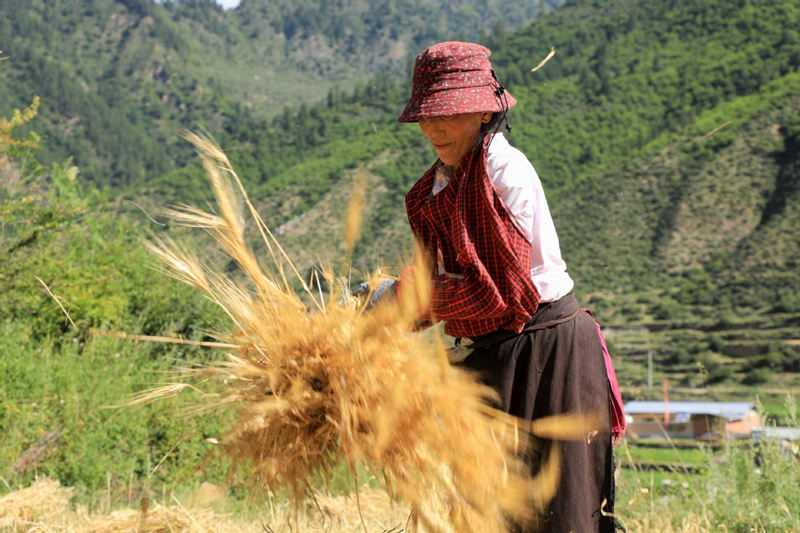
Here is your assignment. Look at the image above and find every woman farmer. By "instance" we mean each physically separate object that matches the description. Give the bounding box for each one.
[397,41,623,532]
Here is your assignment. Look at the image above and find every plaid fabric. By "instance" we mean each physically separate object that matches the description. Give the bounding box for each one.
[406,135,540,337]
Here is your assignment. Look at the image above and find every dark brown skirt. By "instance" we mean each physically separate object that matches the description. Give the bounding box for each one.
[459,293,617,533]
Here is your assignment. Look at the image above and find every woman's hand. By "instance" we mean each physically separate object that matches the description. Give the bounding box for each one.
[354,278,397,309]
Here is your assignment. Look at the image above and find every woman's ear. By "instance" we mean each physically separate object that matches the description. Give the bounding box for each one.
[481,112,492,124]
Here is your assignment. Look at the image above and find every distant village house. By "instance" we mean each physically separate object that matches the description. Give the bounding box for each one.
[624,401,761,440]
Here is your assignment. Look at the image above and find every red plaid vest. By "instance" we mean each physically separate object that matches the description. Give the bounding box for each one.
[405,135,540,338]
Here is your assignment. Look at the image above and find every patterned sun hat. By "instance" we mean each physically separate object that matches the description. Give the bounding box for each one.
[398,41,516,123]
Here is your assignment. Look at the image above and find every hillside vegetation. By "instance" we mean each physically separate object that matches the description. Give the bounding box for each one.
[0,0,549,188]
[212,0,800,306]
[176,0,800,405]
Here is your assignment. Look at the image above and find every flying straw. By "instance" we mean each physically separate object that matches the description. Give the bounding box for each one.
[531,47,556,73]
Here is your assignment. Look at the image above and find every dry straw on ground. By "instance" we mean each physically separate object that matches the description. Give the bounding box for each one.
[121,132,602,532]
[0,478,71,530]
[81,502,222,533]
[0,476,767,533]
[0,477,241,532]
[0,477,407,532]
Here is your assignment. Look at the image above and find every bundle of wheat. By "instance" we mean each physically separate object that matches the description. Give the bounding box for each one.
[135,132,598,532]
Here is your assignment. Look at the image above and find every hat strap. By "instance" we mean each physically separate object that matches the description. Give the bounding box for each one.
[491,69,512,133]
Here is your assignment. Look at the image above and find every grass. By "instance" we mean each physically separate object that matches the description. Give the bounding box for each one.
[614,398,800,532]
[618,440,709,467]
[0,321,233,506]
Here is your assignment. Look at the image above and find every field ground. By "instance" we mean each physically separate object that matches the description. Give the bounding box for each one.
[2,434,798,533]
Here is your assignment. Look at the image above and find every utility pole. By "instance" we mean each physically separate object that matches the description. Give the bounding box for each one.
[647,350,653,389]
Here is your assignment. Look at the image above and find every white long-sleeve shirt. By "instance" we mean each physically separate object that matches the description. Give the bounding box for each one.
[431,133,574,302]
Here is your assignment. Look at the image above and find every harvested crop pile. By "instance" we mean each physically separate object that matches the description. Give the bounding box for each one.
[0,477,410,532]
[0,478,236,532]
[132,133,593,532]
[0,478,71,530]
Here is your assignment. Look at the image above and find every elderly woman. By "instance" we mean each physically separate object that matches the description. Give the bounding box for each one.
[396,41,624,532]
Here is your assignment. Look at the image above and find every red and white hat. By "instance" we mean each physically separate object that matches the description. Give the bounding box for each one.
[398,41,516,123]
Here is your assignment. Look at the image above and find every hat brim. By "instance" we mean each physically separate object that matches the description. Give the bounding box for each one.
[398,86,517,123]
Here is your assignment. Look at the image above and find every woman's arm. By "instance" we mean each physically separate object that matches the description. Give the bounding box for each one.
[486,134,539,243]
[430,269,506,321]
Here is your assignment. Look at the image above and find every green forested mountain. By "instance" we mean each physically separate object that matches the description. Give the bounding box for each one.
[232,0,560,75]
[2,0,238,186]
[188,0,800,391]
[0,0,550,187]
[210,0,800,293]
[3,0,798,383]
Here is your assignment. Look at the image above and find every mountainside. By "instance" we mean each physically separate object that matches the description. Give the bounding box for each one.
[1,0,246,187]
[3,0,800,390]
[182,0,799,393]
[201,0,800,292]
[0,0,549,187]
[233,0,561,76]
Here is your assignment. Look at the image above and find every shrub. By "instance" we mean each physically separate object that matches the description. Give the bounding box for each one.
[743,367,772,385]
[706,334,725,353]
[705,362,733,385]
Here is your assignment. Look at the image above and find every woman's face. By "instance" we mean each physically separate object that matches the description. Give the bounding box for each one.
[419,112,492,167]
